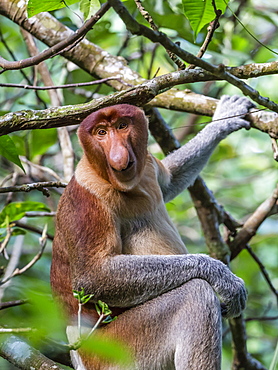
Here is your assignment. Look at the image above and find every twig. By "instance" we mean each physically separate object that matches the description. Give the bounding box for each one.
[22,28,75,182]
[0,225,48,285]
[245,315,278,322]
[0,3,111,71]
[0,29,45,106]
[188,3,222,69]
[245,244,278,302]
[14,221,54,241]
[0,299,27,310]
[134,0,185,69]
[25,211,56,217]
[20,157,64,182]
[0,225,12,258]
[0,181,67,194]
[0,327,33,333]
[0,235,24,302]
[0,77,131,90]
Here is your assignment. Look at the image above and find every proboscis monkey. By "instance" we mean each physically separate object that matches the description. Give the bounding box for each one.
[51,96,254,370]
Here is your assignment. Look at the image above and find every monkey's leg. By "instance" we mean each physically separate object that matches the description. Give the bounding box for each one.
[72,278,221,370]
[171,279,222,370]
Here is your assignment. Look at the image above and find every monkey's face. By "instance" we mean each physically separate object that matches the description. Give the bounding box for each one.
[78,104,148,191]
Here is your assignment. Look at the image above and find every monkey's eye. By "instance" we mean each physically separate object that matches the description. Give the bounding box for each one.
[96,128,107,136]
[118,122,128,130]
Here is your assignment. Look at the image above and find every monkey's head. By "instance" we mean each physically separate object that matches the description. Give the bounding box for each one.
[78,104,149,192]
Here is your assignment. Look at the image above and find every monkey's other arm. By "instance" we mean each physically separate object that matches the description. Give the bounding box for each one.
[161,95,255,201]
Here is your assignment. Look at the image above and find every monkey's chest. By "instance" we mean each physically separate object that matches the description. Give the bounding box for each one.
[120,207,187,256]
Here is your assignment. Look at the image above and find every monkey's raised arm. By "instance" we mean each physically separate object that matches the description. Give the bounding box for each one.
[161,96,255,202]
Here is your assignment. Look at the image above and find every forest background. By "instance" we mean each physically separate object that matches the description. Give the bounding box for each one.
[0,0,277,369]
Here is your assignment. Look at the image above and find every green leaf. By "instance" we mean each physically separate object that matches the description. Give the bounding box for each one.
[25,280,67,344]
[102,315,117,324]
[0,202,50,228]
[95,300,112,316]
[73,288,94,304]
[27,0,80,17]
[30,129,57,159]
[182,0,228,38]
[11,228,27,236]
[0,135,25,172]
[80,0,101,20]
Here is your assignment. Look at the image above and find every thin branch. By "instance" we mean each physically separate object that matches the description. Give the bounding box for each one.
[134,0,185,69]
[0,181,67,194]
[20,157,64,182]
[0,235,24,302]
[22,27,76,183]
[0,77,131,90]
[271,138,278,161]
[0,2,111,71]
[0,225,48,285]
[245,244,278,302]
[188,3,222,69]
[0,225,12,257]
[0,299,27,310]
[0,327,33,333]
[14,221,54,241]
[245,315,278,323]
[25,211,56,217]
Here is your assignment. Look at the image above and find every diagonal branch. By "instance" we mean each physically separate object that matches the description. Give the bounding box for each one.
[108,0,278,114]
[0,2,111,71]
[245,244,278,301]
[229,183,278,260]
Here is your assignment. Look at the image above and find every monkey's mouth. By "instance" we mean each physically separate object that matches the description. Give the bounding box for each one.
[122,161,134,171]
[112,161,134,172]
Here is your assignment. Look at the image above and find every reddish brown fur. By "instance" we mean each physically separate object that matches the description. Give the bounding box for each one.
[51,105,152,326]
[51,176,128,323]
[51,104,187,368]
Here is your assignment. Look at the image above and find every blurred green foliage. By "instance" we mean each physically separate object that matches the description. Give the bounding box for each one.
[0,0,277,369]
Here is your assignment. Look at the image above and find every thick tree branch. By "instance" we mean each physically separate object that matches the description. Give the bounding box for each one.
[0,74,277,137]
[229,316,267,370]
[229,184,278,260]
[0,335,66,370]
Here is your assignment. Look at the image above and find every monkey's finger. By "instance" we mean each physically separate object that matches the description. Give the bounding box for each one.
[236,118,251,130]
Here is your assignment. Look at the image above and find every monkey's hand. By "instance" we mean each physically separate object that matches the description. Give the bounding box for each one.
[160,95,255,202]
[203,256,247,319]
[212,95,255,134]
